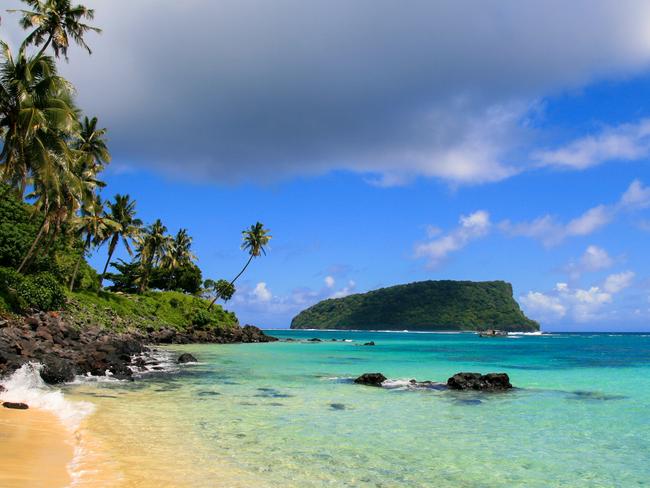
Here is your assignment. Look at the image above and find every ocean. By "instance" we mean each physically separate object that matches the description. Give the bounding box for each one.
[10,330,650,487]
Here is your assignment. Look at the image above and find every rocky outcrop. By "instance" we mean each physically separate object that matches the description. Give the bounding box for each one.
[177,353,197,363]
[354,373,387,387]
[363,341,375,346]
[0,312,277,384]
[447,372,512,391]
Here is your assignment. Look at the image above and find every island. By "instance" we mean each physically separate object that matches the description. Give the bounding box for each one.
[290,280,539,331]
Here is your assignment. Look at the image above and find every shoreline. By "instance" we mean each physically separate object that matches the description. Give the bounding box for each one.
[0,407,74,488]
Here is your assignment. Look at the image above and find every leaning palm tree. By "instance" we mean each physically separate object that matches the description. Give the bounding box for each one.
[136,219,171,293]
[208,222,271,309]
[68,195,117,291]
[9,0,101,60]
[99,194,142,288]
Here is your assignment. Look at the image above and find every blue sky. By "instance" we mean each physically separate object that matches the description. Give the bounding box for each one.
[5,1,650,330]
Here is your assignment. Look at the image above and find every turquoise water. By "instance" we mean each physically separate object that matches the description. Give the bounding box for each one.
[66,330,650,487]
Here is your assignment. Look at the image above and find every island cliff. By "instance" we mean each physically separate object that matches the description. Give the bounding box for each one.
[290,280,539,331]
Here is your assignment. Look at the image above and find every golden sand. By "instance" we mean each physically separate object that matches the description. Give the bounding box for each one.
[0,407,73,488]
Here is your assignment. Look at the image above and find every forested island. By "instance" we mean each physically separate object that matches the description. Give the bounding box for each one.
[291,280,539,331]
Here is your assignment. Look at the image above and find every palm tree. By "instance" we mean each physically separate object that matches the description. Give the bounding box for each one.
[99,194,142,288]
[0,41,78,198]
[161,228,196,270]
[208,222,271,309]
[9,0,101,60]
[136,219,171,293]
[74,115,110,173]
[68,195,116,291]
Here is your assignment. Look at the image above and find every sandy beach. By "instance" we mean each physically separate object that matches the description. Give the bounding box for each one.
[0,407,73,488]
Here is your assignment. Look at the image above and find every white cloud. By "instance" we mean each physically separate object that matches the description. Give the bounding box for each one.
[324,276,335,288]
[253,282,272,302]
[415,210,490,266]
[500,204,612,247]
[534,119,650,169]
[619,179,650,209]
[330,280,357,299]
[521,271,635,323]
[603,271,635,293]
[566,245,614,279]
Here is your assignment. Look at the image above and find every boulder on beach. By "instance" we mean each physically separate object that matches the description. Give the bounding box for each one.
[447,372,512,391]
[178,353,198,363]
[354,372,387,387]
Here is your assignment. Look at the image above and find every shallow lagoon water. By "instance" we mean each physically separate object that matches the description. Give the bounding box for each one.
[65,330,650,487]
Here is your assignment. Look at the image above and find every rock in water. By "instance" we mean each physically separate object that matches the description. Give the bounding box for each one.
[362,341,375,346]
[3,402,29,410]
[447,372,512,391]
[354,373,387,387]
[40,355,76,384]
[178,353,198,363]
[308,338,322,342]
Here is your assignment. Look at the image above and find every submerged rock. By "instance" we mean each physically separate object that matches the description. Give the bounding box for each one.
[178,353,198,363]
[447,372,512,391]
[362,341,375,346]
[354,372,387,387]
[3,401,28,410]
[308,338,322,342]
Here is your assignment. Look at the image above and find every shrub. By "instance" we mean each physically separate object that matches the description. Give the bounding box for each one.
[189,307,214,328]
[0,268,66,312]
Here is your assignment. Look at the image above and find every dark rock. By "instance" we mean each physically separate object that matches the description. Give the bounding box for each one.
[0,385,5,392]
[308,338,322,342]
[447,372,512,391]
[40,355,76,384]
[330,403,346,410]
[178,353,198,363]
[354,372,387,387]
[362,341,375,346]
[3,402,29,410]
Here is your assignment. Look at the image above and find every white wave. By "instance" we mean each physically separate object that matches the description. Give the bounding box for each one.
[507,331,546,336]
[0,362,94,431]
[381,379,413,389]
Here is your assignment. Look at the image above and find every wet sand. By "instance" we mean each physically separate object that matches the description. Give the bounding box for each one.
[0,407,73,488]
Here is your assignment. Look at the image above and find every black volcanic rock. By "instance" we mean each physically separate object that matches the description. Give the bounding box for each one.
[447,372,512,391]
[3,401,28,409]
[40,355,76,384]
[178,353,198,363]
[354,373,387,387]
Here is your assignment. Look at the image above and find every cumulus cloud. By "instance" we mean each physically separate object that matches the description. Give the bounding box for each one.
[324,276,335,288]
[534,119,650,169]
[253,282,272,302]
[415,210,490,266]
[619,179,650,209]
[567,245,614,278]
[5,0,650,185]
[521,271,635,323]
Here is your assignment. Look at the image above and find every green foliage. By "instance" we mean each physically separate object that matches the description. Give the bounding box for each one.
[149,263,203,294]
[67,289,238,332]
[0,186,43,269]
[291,280,540,332]
[104,259,141,293]
[0,266,65,312]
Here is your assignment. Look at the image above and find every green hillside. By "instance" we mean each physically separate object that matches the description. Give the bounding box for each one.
[290,280,539,331]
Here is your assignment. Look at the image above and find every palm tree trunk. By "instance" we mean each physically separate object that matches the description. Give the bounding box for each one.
[208,254,254,310]
[17,219,48,273]
[99,235,119,288]
[33,34,54,61]
[69,234,91,292]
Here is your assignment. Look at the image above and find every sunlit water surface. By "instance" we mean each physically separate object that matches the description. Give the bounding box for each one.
[64,330,650,487]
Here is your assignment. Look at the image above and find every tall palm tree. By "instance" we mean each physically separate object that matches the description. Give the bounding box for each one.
[161,228,196,270]
[136,219,171,293]
[74,115,110,172]
[0,41,78,197]
[99,194,142,288]
[9,0,101,60]
[208,222,271,309]
[68,195,116,291]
